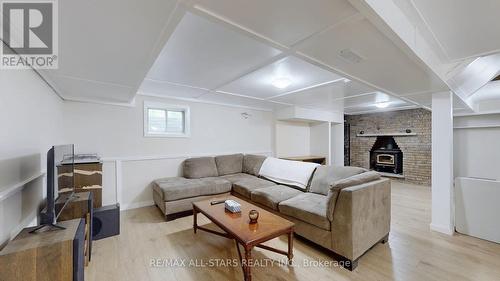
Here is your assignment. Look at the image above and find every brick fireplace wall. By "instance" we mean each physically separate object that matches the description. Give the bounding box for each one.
[345,109,431,185]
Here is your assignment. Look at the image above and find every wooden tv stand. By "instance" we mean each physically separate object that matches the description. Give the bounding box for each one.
[0,219,85,281]
[56,191,93,265]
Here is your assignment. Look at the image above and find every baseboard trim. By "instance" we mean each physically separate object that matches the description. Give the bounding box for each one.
[430,223,454,235]
[121,200,154,211]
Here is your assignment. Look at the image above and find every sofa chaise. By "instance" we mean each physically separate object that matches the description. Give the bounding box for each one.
[152,153,391,270]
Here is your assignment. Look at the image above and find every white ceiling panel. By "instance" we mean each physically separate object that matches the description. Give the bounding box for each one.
[297,18,447,96]
[146,12,281,89]
[52,75,134,103]
[411,0,500,61]
[402,92,472,109]
[270,80,376,111]
[139,79,208,99]
[219,56,342,99]
[47,0,178,101]
[196,92,287,111]
[343,92,408,109]
[271,86,345,112]
[401,92,432,107]
[193,0,359,46]
[344,103,414,114]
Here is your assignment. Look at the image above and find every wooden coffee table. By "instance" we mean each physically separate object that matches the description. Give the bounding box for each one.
[193,196,294,281]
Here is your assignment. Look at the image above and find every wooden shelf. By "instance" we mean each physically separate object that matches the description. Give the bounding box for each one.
[356,132,417,137]
[453,125,500,129]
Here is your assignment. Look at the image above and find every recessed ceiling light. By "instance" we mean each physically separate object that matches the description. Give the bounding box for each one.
[375,102,390,108]
[272,77,292,89]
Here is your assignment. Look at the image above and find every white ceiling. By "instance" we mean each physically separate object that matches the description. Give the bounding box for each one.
[146,12,281,90]
[295,17,446,96]
[401,91,469,111]
[219,56,343,99]
[271,80,376,112]
[387,0,500,114]
[32,0,500,115]
[410,0,500,61]
[193,0,359,46]
[41,0,180,102]
[138,0,453,115]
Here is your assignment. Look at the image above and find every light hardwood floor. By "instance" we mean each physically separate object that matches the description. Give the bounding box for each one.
[86,181,500,281]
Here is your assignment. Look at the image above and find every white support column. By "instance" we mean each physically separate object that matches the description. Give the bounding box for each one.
[431,92,454,235]
[327,122,332,165]
[331,122,345,166]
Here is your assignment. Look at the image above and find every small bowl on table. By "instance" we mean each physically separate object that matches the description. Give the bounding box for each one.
[248,210,259,224]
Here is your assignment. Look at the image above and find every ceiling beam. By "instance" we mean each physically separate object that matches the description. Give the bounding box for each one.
[266,78,348,100]
[345,105,420,115]
[214,90,292,106]
[135,1,187,92]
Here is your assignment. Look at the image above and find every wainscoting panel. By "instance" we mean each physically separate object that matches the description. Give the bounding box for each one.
[455,177,500,243]
[101,151,272,210]
[102,161,117,206]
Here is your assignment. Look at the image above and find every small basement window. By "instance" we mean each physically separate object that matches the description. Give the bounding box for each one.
[144,101,190,137]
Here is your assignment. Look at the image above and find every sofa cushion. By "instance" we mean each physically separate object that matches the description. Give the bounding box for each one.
[219,173,256,183]
[153,177,231,201]
[243,154,267,176]
[183,157,219,179]
[326,171,381,220]
[251,185,303,210]
[232,178,276,198]
[331,171,381,190]
[215,154,243,176]
[279,193,330,230]
[309,166,367,195]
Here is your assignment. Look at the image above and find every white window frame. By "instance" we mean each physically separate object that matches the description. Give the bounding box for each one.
[143,101,190,138]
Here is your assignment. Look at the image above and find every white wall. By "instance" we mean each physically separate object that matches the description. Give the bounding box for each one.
[453,114,500,242]
[454,114,500,181]
[0,69,64,246]
[63,95,274,209]
[275,120,310,157]
[310,122,330,164]
[275,120,335,164]
[331,122,345,166]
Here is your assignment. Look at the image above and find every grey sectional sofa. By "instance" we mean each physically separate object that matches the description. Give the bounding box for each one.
[152,153,391,270]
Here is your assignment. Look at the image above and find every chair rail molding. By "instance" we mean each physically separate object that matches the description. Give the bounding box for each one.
[0,172,46,202]
[101,151,273,210]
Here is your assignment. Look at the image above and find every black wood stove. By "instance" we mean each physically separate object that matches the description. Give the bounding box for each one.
[370,136,403,175]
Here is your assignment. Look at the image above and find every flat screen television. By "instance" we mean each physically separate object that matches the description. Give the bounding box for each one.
[32,144,75,232]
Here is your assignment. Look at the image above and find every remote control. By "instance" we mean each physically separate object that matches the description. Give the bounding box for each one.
[210,200,226,205]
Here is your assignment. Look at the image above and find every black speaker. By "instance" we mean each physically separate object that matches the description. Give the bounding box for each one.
[92,203,120,240]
